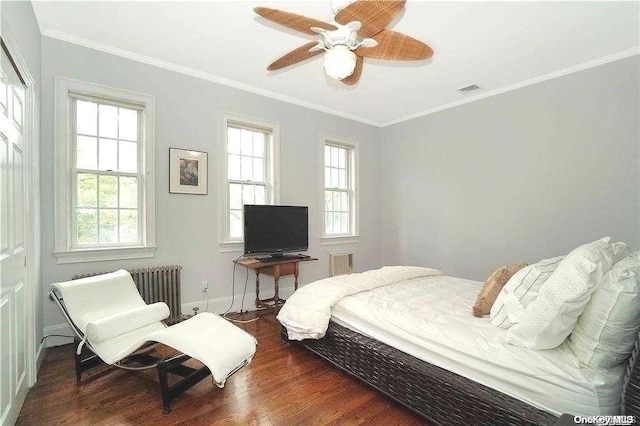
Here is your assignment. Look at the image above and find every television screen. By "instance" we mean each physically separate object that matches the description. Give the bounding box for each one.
[243,205,308,256]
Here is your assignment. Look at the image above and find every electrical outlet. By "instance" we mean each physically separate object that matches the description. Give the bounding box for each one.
[201,281,208,292]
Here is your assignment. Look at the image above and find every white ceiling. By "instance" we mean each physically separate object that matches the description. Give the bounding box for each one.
[31,1,640,126]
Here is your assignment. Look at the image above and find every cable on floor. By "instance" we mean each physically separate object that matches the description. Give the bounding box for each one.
[40,334,75,343]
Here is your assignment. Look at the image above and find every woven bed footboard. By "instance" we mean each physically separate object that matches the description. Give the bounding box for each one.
[282,321,558,426]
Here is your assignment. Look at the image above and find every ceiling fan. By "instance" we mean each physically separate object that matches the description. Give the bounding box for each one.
[254,0,433,85]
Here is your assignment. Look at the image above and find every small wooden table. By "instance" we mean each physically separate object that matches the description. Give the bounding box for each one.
[234,256,318,311]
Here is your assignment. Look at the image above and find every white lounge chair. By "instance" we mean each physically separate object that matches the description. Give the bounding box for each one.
[49,269,257,413]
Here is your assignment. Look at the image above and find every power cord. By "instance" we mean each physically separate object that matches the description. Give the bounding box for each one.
[222,253,258,324]
[222,253,245,315]
[224,269,258,324]
[240,265,249,313]
[226,315,258,324]
[40,334,74,343]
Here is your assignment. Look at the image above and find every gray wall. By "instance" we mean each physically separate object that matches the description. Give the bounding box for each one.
[40,37,382,333]
[37,37,640,335]
[2,2,41,78]
[381,55,640,280]
[2,0,43,347]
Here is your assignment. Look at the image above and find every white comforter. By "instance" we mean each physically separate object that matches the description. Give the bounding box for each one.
[277,266,443,339]
[331,275,626,416]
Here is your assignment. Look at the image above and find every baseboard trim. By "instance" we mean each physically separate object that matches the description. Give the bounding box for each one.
[44,285,296,347]
[42,323,75,348]
[36,342,46,370]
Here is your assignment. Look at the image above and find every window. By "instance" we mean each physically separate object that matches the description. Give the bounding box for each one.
[220,113,279,247]
[321,135,358,240]
[54,77,156,263]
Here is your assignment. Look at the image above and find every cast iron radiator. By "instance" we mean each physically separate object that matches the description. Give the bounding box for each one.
[72,265,184,324]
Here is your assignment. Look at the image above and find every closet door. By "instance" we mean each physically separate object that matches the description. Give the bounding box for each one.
[0,41,28,426]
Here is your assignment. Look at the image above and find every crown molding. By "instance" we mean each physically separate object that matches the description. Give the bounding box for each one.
[380,46,640,127]
[42,29,380,127]
[43,30,638,128]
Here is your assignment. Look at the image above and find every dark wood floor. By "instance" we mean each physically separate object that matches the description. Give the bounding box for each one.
[18,312,425,425]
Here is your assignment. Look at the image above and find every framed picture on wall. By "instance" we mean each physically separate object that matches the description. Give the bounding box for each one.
[169,148,208,195]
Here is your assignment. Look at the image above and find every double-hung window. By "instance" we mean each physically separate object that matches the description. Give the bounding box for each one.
[54,77,156,263]
[220,113,279,245]
[321,135,358,239]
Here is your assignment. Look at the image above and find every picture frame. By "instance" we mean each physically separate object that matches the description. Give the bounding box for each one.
[169,148,208,195]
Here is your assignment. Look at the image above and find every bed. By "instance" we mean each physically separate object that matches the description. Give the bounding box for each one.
[278,263,640,425]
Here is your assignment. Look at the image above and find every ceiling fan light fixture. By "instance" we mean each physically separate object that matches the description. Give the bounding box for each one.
[323,45,357,80]
[256,2,432,86]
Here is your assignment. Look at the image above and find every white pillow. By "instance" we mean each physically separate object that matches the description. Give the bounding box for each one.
[506,237,614,349]
[489,256,563,329]
[568,252,640,368]
[86,302,170,343]
[612,241,630,263]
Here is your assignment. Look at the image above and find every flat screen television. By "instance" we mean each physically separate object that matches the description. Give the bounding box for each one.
[243,205,308,258]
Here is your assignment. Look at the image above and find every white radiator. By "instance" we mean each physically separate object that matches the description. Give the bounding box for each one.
[330,253,353,276]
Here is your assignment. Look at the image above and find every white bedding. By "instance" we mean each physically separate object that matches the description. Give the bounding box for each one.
[330,275,626,416]
[277,266,443,339]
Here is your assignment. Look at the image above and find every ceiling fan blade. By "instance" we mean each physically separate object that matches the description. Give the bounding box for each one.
[334,1,406,38]
[341,55,364,86]
[267,42,324,71]
[254,7,337,36]
[358,30,433,60]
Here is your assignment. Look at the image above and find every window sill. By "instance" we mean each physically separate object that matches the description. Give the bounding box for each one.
[320,235,360,246]
[53,246,158,264]
[219,241,244,253]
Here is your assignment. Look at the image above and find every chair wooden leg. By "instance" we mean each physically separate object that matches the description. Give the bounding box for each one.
[156,355,212,414]
[157,359,172,414]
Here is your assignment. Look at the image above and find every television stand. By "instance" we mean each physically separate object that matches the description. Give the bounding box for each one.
[255,253,311,262]
[234,256,318,312]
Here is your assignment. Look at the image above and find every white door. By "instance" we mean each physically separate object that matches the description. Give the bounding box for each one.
[0,42,28,426]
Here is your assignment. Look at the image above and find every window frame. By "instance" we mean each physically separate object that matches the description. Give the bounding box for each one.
[219,112,279,251]
[320,133,359,244]
[53,77,156,264]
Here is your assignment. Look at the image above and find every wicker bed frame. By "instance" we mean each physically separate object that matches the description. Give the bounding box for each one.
[282,321,640,425]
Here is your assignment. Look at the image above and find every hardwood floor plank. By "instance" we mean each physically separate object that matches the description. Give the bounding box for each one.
[17,313,426,425]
